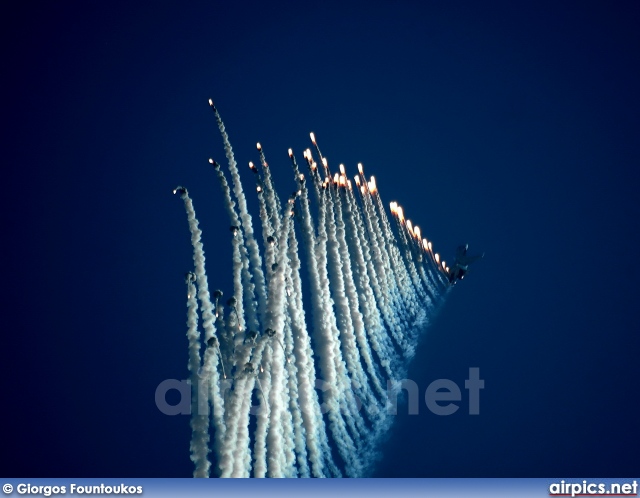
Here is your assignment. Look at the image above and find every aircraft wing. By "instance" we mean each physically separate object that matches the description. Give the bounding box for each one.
[461,252,484,265]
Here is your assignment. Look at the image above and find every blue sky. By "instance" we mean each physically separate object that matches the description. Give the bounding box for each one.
[2,1,639,476]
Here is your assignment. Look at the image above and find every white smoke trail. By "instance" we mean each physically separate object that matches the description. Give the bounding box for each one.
[309,173,364,477]
[366,189,418,353]
[333,183,386,399]
[211,102,268,326]
[343,187,398,379]
[218,375,248,477]
[211,160,258,333]
[257,145,283,236]
[185,276,210,477]
[325,181,389,459]
[287,176,335,477]
[176,189,217,343]
[296,168,359,476]
[279,171,319,477]
[280,314,300,478]
[249,165,276,478]
[174,103,455,478]
[220,334,270,477]
[282,236,311,477]
[372,186,425,311]
[262,206,295,477]
[249,342,272,477]
[202,342,226,476]
[354,184,410,356]
[176,189,232,477]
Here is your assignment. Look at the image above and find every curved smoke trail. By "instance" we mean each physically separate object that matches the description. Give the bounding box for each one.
[173,101,452,477]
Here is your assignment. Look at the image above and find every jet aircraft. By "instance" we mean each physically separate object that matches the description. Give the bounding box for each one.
[448,244,484,284]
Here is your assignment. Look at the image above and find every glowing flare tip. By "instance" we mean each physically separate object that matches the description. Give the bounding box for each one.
[288,148,293,157]
[256,142,262,150]
[435,253,440,263]
[368,176,377,193]
[339,164,346,175]
[358,163,364,174]
[310,132,316,144]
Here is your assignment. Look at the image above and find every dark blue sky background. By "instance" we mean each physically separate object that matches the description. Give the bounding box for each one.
[2,1,639,477]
